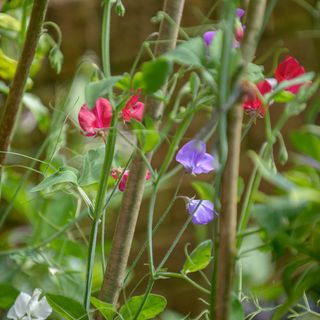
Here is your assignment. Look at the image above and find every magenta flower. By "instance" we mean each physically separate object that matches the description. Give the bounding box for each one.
[188,199,217,225]
[203,31,217,47]
[242,79,273,117]
[112,168,151,192]
[274,56,305,94]
[176,140,215,175]
[121,92,145,122]
[78,98,112,137]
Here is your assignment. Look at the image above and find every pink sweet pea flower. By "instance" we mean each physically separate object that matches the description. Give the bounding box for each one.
[121,93,145,122]
[235,22,245,42]
[78,98,112,137]
[275,56,305,94]
[243,80,272,117]
[112,168,151,192]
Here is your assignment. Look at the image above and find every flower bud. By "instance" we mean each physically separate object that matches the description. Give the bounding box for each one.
[115,0,125,16]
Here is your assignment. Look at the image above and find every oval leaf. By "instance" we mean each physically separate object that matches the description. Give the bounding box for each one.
[0,283,19,309]
[46,294,88,320]
[183,240,212,274]
[85,76,123,108]
[31,167,79,192]
[119,294,167,320]
[91,297,115,320]
[141,59,172,94]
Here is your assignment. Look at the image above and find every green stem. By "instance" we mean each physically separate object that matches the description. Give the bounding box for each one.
[84,125,117,311]
[158,272,210,294]
[84,0,115,310]
[124,171,184,283]
[102,0,113,78]
[43,21,63,47]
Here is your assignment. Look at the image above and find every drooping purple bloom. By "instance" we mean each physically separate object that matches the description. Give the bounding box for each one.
[176,140,215,175]
[236,8,245,19]
[188,199,217,225]
[203,31,217,47]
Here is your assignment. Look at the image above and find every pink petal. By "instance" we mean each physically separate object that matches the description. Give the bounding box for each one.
[93,98,113,129]
[78,104,98,136]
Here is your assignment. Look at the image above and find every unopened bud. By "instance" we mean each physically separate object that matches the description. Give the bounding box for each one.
[115,0,125,16]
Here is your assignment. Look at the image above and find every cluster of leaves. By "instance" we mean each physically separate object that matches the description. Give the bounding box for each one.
[247,124,320,319]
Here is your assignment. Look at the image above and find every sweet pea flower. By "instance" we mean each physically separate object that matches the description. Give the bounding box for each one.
[234,8,245,47]
[243,79,273,117]
[188,199,217,225]
[203,31,217,47]
[121,92,145,122]
[78,97,112,137]
[176,140,215,175]
[275,56,305,94]
[7,289,52,320]
[236,8,245,18]
[112,168,151,192]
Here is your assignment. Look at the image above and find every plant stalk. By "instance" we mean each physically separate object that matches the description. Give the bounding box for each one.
[0,0,49,165]
[97,0,185,313]
[213,1,267,319]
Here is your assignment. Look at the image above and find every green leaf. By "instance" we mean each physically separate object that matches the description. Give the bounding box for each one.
[246,63,265,83]
[131,117,160,153]
[0,49,17,81]
[182,240,212,274]
[22,93,50,132]
[79,147,105,185]
[31,167,79,192]
[192,181,214,200]
[46,294,89,320]
[272,265,320,320]
[252,198,307,239]
[164,37,205,67]
[0,283,19,309]
[290,128,320,162]
[119,294,167,320]
[229,297,244,320]
[0,49,33,88]
[0,13,20,31]
[85,76,123,108]
[141,59,172,94]
[90,297,115,320]
[273,90,294,103]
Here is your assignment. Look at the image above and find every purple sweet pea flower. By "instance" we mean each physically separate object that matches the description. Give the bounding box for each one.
[176,140,215,175]
[236,8,245,19]
[188,199,217,225]
[203,31,217,47]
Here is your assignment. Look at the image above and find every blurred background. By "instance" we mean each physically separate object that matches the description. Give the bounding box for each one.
[0,0,320,318]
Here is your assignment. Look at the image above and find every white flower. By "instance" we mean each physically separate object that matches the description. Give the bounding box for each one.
[7,289,52,320]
